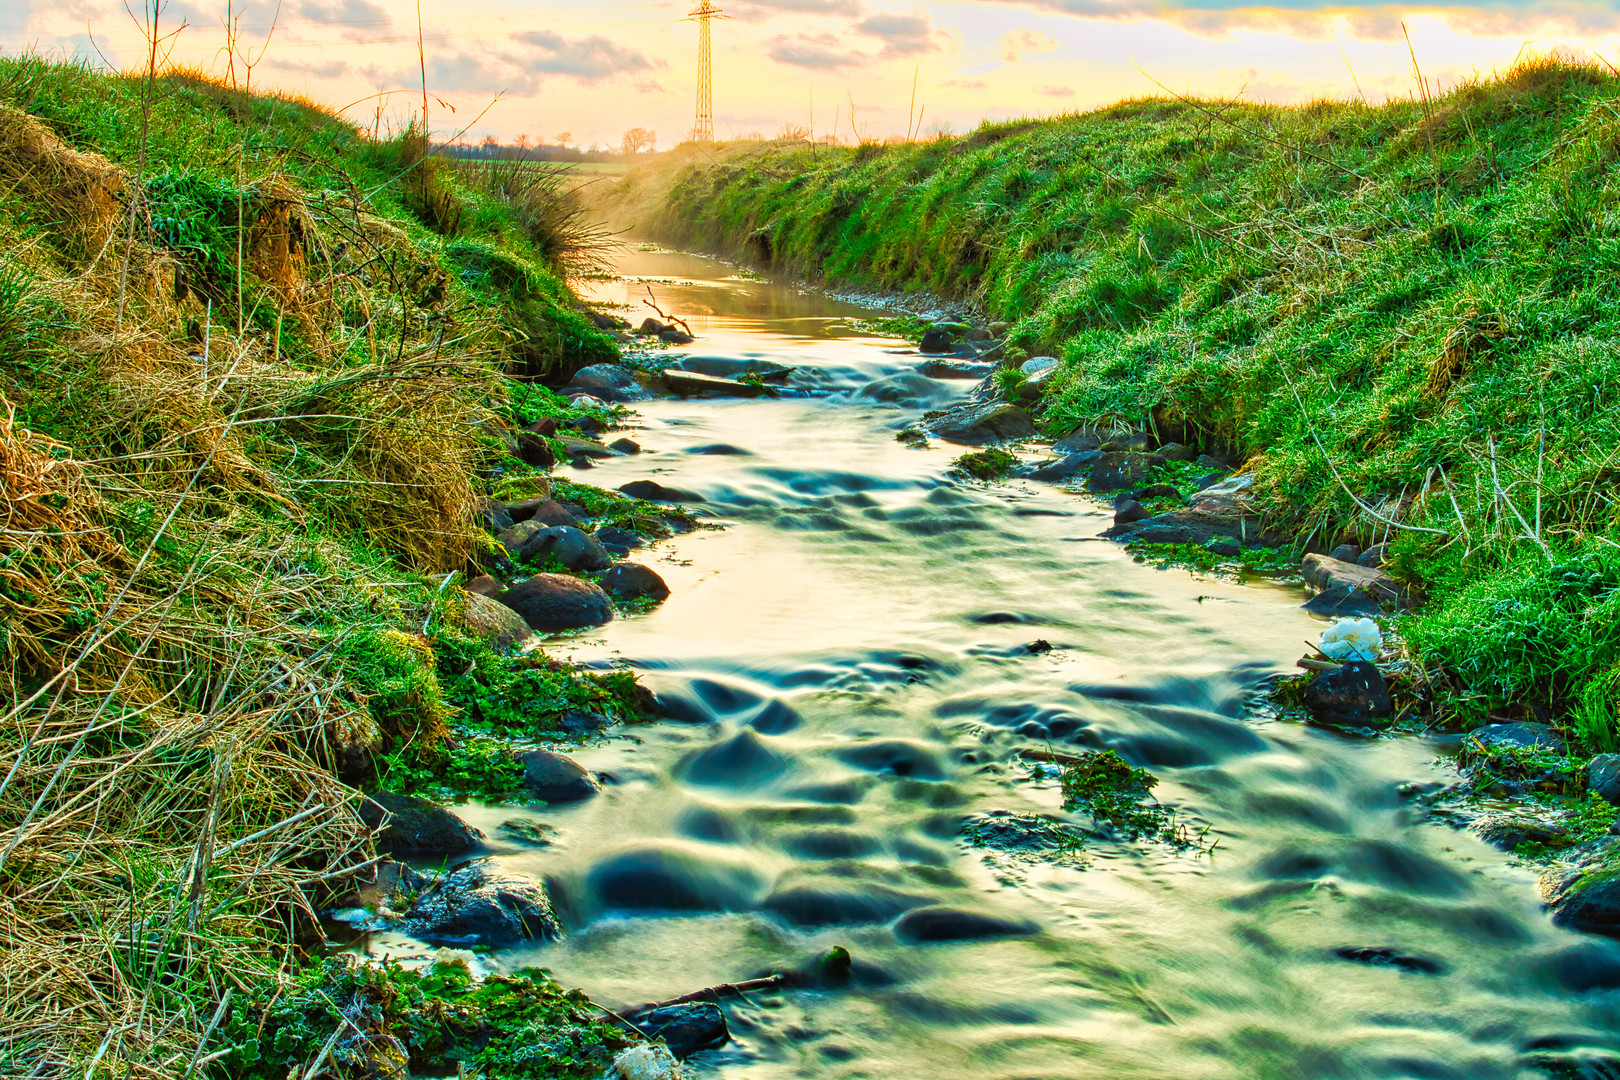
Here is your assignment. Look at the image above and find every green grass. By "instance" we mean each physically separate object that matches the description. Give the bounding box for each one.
[952,447,1017,479]
[615,55,1620,750]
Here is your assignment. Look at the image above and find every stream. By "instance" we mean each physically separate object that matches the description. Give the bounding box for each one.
[379,244,1620,1078]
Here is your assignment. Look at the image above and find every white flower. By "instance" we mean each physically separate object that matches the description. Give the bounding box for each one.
[606,1044,683,1080]
[1319,617,1383,662]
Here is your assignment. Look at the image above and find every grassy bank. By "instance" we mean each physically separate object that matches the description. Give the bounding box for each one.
[0,54,643,1075]
[608,56,1620,747]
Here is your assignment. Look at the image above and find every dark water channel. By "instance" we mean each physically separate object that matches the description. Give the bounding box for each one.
[383,246,1620,1078]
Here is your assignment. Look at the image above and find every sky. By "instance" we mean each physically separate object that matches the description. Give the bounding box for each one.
[5,0,1620,148]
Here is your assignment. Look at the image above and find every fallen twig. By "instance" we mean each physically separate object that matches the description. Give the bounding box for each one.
[643,286,694,336]
[630,974,788,1015]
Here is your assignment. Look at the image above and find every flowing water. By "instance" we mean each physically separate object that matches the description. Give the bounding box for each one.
[378,245,1620,1078]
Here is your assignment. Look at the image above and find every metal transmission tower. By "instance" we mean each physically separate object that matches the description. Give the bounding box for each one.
[689,1,723,141]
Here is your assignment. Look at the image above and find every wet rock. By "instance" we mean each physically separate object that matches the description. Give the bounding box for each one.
[620,479,704,503]
[567,414,608,435]
[479,499,514,532]
[1113,499,1149,525]
[680,729,789,788]
[1547,865,1620,937]
[1156,442,1196,462]
[1357,544,1388,568]
[599,563,670,602]
[639,317,668,335]
[498,574,613,631]
[835,740,946,780]
[1023,451,1099,482]
[1087,452,1166,493]
[1590,755,1620,806]
[779,828,881,860]
[765,883,927,926]
[517,749,601,803]
[350,859,431,909]
[857,373,957,409]
[596,526,645,550]
[894,906,1039,943]
[1020,356,1058,376]
[918,325,957,354]
[526,525,615,572]
[1330,946,1446,975]
[1302,553,1404,610]
[1476,814,1574,853]
[633,1003,729,1059]
[496,519,549,559]
[609,437,641,454]
[526,417,560,437]
[922,402,1035,446]
[399,860,560,946]
[503,497,578,527]
[1099,432,1157,453]
[558,435,621,460]
[587,844,764,912]
[498,819,558,847]
[465,574,504,597]
[1330,543,1361,563]
[1015,365,1058,401]
[558,708,612,736]
[516,431,555,468]
[568,455,595,470]
[459,591,534,651]
[1304,661,1393,727]
[1464,722,1567,758]
[674,356,792,381]
[746,699,803,734]
[919,358,996,380]
[1302,585,1384,618]
[686,443,751,456]
[1051,428,1103,454]
[566,364,651,403]
[359,792,483,855]
[659,328,696,345]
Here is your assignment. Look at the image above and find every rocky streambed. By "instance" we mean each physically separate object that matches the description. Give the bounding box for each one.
[340,244,1620,1079]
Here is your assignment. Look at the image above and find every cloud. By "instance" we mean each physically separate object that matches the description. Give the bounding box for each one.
[510,32,658,81]
[265,56,354,78]
[388,32,657,97]
[1002,28,1058,61]
[943,77,989,88]
[733,0,865,15]
[854,9,941,57]
[768,33,869,69]
[293,0,392,35]
[1037,84,1075,96]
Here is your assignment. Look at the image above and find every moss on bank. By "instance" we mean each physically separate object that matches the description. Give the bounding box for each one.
[609,56,1620,751]
[0,55,637,1075]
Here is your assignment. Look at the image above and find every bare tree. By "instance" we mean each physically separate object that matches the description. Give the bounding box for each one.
[556,131,572,147]
[777,121,810,142]
[515,133,531,149]
[621,127,656,159]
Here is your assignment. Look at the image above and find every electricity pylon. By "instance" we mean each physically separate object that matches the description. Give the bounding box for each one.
[689,2,723,141]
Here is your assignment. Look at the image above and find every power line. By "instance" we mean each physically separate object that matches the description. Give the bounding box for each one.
[687,1,724,142]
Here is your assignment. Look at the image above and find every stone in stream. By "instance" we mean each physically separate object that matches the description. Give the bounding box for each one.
[921,402,1035,446]
[525,525,615,572]
[620,479,703,503]
[359,792,483,855]
[919,358,996,380]
[1087,452,1166,493]
[398,859,561,946]
[835,739,946,780]
[498,573,613,631]
[918,325,958,354]
[660,328,696,345]
[662,369,771,397]
[1019,451,1100,482]
[1113,499,1149,526]
[517,748,601,803]
[633,1003,730,1059]
[1546,864,1620,937]
[680,729,790,788]
[856,373,957,409]
[763,883,929,927]
[565,363,651,403]
[598,562,670,602]
[1589,754,1620,806]
[1303,660,1393,728]
[894,906,1039,943]
[609,437,641,454]
[586,844,764,912]
[458,590,534,651]
[673,356,792,382]
[1330,946,1446,975]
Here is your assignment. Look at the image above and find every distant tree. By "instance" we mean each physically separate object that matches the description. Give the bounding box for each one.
[556,131,572,147]
[777,122,810,142]
[515,133,531,149]
[621,127,656,159]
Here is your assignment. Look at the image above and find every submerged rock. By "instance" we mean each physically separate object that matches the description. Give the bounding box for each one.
[633,1003,729,1058]
[399,860,561,946]
[498,574,613,631]
[894,906,1039,943]
[359,792,483,855]
[587,844,764,912]
[1022,451,1099,482]
[517,749,601,803]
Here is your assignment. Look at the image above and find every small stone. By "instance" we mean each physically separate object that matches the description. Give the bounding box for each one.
[465,574,504,597]
[359,792,483,855]
[1025,451,1100,482]
[1051,428,1102,453]
[1114,499,1149,525]
[1020,356,1059,376]
[498,819,559,846]
[894,906,1039,943]
[923,402,1035,446]
[398,860,560,946]
[498,573,613,631]
[503,497,577,527]
[517,749,601,803]
[479,499,514,532]
[919,325,957,354]
[634,1003,729,1058]
[1304,660,1393,727]
[515,431,555,468]
[609,437,641,454]
[523,525,615,571]
[599,562,671,602]
[639,317,667,335]
[620,479,703,502]
[596,526,644,550]
[526,417,559,437]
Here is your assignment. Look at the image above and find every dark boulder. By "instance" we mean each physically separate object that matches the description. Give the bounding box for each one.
[639,317,667,335]
[1024,451,1100,482]
[399,860,560,946]
[1052,429,1103,454]
[526,526,614,572]
[1087,452,1166,493]
[620,479,703,503]
[498,574,613,631]
[1590,755,1620,806]
[1357,544,1388,568]
[763,884,928,927]
[633,1003,729,1059]
[557,435,621,459]
[598,563,670,602]
[517,749,601,803]
[923,402,1035,446]
[1548,867,1620,937]
[1156,442,1196,462]
[894,906,1039,943]
[565,364,651,403]
[503,497,578,527]
[1330,543,1361,563]
[609,437,641,454]
[479,499,514,532]
[1113,499,1149,525]
[659,328,696,345]
[1302,586,1384,618]
[919,358,996,380]
[586,844,764,912]
[662,370,769,397]
[1304,661,1393,728]
[359,792,483,855]
[515,431,555,469]
[918,325,957,354]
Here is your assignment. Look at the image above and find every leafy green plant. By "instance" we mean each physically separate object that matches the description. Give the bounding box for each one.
[1059,750,1215,852]
[1127,540,1296,578]
[952,447,1017,480]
